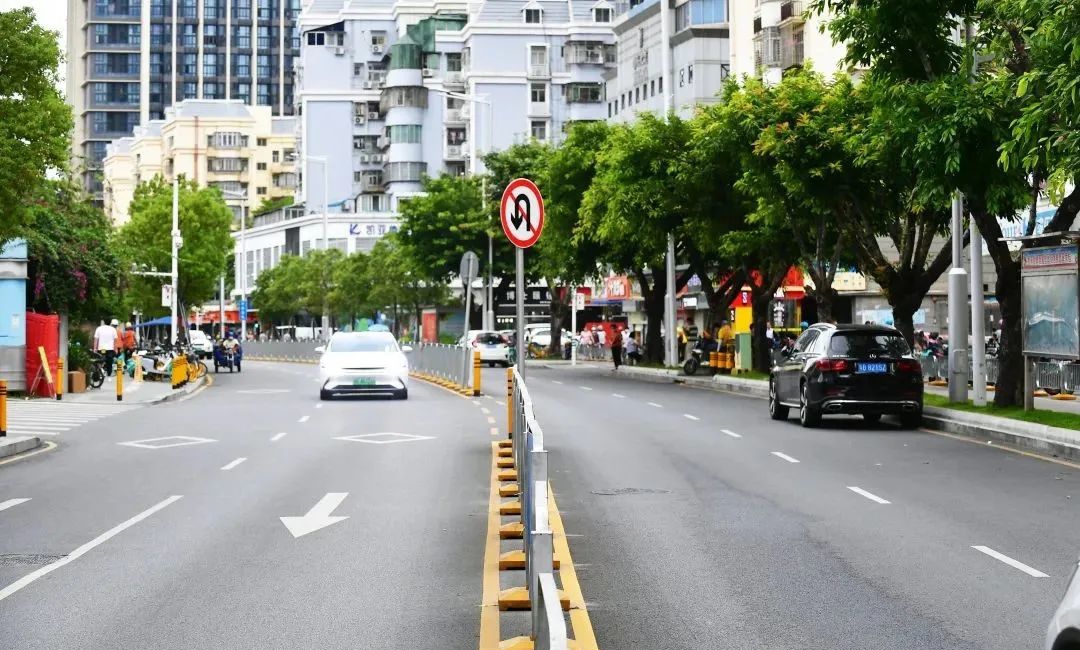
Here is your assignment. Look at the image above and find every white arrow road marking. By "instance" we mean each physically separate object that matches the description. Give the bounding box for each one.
[270,432,288,442]
[683,414,700,421]
[298,415,309,423]
[221,457,247,471]
[0,498,31,513]
[280,492,349,538]
[971,546,1049,578]
[847,486,890,504]
[0,495,182,602]
[771,451,800,463]
[721,429,742,438]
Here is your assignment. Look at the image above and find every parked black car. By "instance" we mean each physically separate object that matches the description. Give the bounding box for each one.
[768,323,923,428]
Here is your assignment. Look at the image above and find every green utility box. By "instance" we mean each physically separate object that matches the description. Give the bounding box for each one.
[734,332,753,372]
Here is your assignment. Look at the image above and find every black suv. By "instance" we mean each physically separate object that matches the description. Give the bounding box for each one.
[768,323,923,428]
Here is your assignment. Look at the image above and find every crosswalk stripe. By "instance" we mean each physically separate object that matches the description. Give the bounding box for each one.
[3,401,138,436]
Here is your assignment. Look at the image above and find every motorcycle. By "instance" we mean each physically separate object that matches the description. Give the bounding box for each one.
[683,339,719,376]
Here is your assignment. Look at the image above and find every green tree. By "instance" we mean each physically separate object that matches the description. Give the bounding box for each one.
[397,174,488,283]
[117,177,235,316]
[365,234,449,337]
[331,251,373,327]
[0,8,73,246]
[251,254,306,325]
[297,248,346,319]
[252,195,294,217]
[22,178,121,321]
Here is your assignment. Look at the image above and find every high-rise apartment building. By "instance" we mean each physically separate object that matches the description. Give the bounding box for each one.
[66,0,302,201]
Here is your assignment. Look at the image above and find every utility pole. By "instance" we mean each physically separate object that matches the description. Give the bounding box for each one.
[949,20,972,403]
[659,0,676,367]
[171,178,181,345]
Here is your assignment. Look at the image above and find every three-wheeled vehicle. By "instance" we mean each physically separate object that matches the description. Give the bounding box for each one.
[213,339,243,373]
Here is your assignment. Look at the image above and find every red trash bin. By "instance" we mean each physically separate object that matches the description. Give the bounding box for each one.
[25,312,59,397]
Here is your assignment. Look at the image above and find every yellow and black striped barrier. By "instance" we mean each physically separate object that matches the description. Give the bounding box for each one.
[0,379,7,437]
[116,359,124,401]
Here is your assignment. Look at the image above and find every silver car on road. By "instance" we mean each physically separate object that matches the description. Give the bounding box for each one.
[1048,554,1080,650]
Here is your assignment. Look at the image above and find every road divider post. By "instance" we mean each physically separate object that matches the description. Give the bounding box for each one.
[472,350,481,397]
[0,379,7,437]
[56,357,64,400]
[116,359,123,401]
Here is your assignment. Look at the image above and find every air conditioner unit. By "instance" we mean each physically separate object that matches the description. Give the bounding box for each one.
[368,111,379,119]
[371,44,384,54]
[353,140,363,149]
[354,115,365,125]
[371,154,383,163]
[362,81,373,90]
[359,154,369,163]
[421,68,433,77]
[334,46,347,56]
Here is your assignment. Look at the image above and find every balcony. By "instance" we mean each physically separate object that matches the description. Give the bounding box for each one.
[445,71,465,87]
[528,64,551,78]
[444,143,465,160]
[779,0,805,23]
[445,108,465,123]
[781,27,805,69]
[528,101,551,117]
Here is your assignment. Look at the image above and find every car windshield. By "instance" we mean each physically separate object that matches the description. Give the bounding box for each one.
[328,334,398,353]
[476,333,503,345]
[829,332,910,357]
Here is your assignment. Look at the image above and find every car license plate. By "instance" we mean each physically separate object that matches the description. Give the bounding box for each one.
[486,344,496,348]
[352,377,375,386]
[856,362,888,374]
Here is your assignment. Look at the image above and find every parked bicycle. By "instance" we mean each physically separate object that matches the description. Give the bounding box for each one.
[87,351,107,389]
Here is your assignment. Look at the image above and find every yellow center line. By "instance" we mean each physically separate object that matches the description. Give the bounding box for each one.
[479,442,502,650]
[549,485,599,650]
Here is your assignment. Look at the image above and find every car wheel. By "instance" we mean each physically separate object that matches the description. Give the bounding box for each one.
[320,389,332,401]
[768,378,789,420]
[862,413,882,424]
[799,382,821,428]
[396,388,408,400]
[489,362,496,368]
[899,410,922,429]
[684,357,700,376]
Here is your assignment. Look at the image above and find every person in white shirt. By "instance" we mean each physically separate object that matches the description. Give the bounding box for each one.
[93,319,119,376]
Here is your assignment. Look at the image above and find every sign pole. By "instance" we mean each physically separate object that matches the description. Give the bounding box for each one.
[516,247,525,381]
[463,277,473,383]
[571,287,577,367]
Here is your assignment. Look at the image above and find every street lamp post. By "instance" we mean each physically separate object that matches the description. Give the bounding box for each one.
[659,0,677,367]
[432,88,495,330]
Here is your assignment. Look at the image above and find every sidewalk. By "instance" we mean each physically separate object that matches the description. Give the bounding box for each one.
[62,373,208,406]
[575,363,1080,463]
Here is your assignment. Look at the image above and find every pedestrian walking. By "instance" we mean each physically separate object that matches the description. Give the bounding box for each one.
[121,322,136,363]
[94,318,119,376]
[610,325,624,370]
[596,326,607,359]
[626,331,643,365]
[579,327,593,359]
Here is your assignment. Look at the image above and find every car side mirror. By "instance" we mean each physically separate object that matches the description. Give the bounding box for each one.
[401,345,413,353]
[314,346,325,353]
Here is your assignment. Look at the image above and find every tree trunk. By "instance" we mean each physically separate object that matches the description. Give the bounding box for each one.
[889,297,920,346]
[546,279,568,355]
[751,297,772,373]
[993,260,1024,406]
[637,269,666,364]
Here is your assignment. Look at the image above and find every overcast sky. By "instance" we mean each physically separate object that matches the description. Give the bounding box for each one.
[2,0,68,86]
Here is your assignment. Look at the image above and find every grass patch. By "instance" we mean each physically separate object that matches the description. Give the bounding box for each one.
[732,370,770,382]
[924,393,1080,431]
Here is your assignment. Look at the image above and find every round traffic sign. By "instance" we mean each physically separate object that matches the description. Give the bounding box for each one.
[500,178,545,249]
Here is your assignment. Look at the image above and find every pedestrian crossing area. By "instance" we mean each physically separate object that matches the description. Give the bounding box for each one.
[4,401,139,437]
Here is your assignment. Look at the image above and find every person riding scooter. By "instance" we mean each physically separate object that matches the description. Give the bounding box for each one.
[683,329,719,376]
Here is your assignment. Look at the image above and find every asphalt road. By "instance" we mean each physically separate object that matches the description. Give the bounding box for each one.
[0,362,490,650]
[478,363,1080,650]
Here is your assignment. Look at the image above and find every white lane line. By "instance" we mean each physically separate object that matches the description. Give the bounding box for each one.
[971,546,1049,578]
[847,486,891,504]
[481,407,491,415]
[683,414,700,421]
[315,403,323,409]
[612,393,626,399]
[721,429,742,438]
[771,451,800,463]
[552,380,564,385]
[0,495,183,602]
[647,402,663,408]
[0,498,31,513]
[489,427,499,436]
[472,400,482,406]
[495,401,506,406]
[221,457,247,470]
[487,416,496,425]
[298,415,309,423]
[271,432,288,442]
[579,386,593,391]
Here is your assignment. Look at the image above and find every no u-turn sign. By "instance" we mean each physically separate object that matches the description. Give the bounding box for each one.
[500,178,545,249]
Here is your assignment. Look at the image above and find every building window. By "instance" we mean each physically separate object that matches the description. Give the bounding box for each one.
[608,102,612,117]
[679,68,685,87]
[383,87,428,109]
[257,25,271,49]
[235,54,251,77]
[204,53,219,77]
[257,138,267,147]
[306,32,325,46]
[651,79,656,96]
[183,53,197,76]
[384,162,427,183]
[184,81,197,99]
[388,125,422,144]
[688,64,694,83]
[182,24,197,47]
[204,82,222,99]
[524,8,542,23]
[258,0,272,19]
[257,162,267,170]
[567,83,604,103]
[234,0,251,19]
[446,52,462,72]
[208,132,248,148]
[530,120,547,141]
[659,76,663,93]
[272,150,280,162]
[257,187,267,195]
[208,157,248,172]
[530,83,546,103]
[635,87,640,102]
[204,24,222,48]
[235,26,251,49]
[676,2,690,31]
[593,7,611,22]
[257,55,271,78]
[639,28,644,47]
[180,0,197,18]
[235,83,251,104]
[446,127,466,145]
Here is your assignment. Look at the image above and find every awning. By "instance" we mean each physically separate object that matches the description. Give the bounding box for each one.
[135,317,171,328]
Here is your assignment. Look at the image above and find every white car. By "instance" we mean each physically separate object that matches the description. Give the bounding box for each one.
[188,330,213,358]
[317,331,411,400]
[460,330,511,367]
[1047,554,1080,650]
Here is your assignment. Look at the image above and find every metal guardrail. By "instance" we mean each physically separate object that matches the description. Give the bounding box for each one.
[407,344,471,391]
[242,341,321,363]
[509,368,567,649]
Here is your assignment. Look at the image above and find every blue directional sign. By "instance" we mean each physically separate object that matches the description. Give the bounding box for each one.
[239,299,249,320]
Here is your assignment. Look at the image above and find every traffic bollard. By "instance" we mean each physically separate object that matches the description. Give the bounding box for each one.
[116,359,124,401]
[56,357,64,401]
[473,351,482,397]
[506,367,514,438]
[0,379,7,437]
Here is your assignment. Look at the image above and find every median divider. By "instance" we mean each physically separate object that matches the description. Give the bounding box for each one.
[480,367,592,650]
[406,343,475,395]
